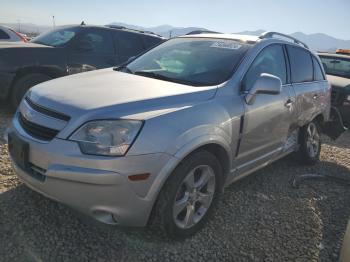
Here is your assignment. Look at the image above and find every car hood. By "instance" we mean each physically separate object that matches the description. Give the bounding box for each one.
[27,68,218,120]
[327,74,350,89]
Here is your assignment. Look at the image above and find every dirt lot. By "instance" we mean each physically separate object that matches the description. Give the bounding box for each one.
[0,102,349,262]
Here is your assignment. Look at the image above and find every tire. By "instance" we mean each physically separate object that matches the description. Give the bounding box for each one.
[297,121,321,165]
[151,150,223,239]
[11,73,52,109]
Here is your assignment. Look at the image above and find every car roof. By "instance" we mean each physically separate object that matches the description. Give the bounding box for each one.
[179,33,259,44]
[317,52,350,60]
[53,24,165,39]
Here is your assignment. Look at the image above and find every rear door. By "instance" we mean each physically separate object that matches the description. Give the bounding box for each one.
[235,44,295,172]
[113,31,145,64]
[286,45,321,125]
[67,28,116,74]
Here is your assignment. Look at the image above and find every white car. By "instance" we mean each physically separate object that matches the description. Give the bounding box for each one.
[0,26,28,42]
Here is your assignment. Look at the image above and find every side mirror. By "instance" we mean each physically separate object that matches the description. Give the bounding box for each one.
[76,40,94,52]
[245,73,282,105]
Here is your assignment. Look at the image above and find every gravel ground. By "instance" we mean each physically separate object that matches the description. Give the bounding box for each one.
[0,102,349,262]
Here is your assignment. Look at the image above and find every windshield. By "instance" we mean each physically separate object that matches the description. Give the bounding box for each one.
[126,37,251,86]
[31,27,79,47]
[319,56,350,79]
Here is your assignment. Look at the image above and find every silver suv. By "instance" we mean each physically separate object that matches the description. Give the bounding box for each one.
[8,32,336,238]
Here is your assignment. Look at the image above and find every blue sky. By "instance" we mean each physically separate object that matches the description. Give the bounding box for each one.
[1,0,349,39]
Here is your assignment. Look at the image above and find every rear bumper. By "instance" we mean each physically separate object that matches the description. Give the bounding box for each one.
[0,71,15,99]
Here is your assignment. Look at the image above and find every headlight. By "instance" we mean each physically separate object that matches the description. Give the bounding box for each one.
[70,120,143,156]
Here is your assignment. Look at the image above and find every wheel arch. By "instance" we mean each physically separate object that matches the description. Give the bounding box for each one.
[10,66,65,92]
[146,139,232,224]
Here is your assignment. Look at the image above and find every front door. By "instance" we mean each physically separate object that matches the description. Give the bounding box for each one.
[235,44,295,173]
[67,28,116,74]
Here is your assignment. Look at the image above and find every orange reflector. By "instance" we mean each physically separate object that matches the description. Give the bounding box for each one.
[128,173,151,181]
[336,49,350,55]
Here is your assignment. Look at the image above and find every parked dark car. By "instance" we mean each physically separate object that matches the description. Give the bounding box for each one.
[0,24,165,108]
[318,51,350,127]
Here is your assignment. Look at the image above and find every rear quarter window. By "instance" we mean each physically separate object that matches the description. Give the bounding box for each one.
[0,29,10,39]
[287,45,313,83]
[142,35,163,50]
[312,56,325,81]
[114,31,144,58]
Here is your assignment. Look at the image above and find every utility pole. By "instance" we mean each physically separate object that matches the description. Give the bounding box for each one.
[17,19,21,33]
[52,16,55,29]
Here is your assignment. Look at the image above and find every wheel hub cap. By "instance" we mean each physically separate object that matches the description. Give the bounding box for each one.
[306,123,320,157]
[173,165,216,229]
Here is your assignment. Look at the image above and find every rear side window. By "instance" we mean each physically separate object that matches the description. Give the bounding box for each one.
[114,31,144,58]
[142,35,162,50]
[287,46,313,83]
[312,57,325,81]
[243,44,287,90]
[78,29,114,54]
[0,29,10,39]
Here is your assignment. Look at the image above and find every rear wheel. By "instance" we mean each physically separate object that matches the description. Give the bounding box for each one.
[297,121,321,165]
[151,150,222,239]
[11,73,52,109]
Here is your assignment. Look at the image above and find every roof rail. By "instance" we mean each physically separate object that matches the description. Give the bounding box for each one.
[186,30,221,35]
[259,31,309,49]
[107,25,126,30]
[105,25,163,38]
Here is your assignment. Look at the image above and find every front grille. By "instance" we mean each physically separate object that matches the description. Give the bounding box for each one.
[25,97,71,121]
[18,113,59,141]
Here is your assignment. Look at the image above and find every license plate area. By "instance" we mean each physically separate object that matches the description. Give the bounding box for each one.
[8,132,29,170]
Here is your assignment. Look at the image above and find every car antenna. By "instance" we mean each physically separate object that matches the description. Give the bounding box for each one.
[81,21,85,26]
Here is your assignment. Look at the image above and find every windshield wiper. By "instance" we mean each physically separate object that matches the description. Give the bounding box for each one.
[113,65,133,74]
[133,71,206,86]
[133,71,179,82]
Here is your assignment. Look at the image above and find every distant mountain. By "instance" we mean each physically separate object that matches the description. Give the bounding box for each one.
[2,21,350,51]
[235,30,266,36]
[109,22,205,38]
[236,30,350,52]
[289,32,350,52]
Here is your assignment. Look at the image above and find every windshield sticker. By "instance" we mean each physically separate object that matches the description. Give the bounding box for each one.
[210,41,242,50]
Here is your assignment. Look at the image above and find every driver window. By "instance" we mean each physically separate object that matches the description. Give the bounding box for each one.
[78,29,114,54]
[243,45,287,91]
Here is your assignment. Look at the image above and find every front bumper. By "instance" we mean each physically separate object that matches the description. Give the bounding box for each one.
[9,125,175,226]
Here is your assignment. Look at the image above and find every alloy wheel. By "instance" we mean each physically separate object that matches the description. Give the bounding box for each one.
[173,165,216,229]
[306,122,320,158]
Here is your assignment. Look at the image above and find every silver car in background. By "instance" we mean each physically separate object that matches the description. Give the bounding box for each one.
[8,32,337,238]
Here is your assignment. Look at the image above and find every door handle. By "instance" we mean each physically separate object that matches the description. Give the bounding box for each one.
[285,99,293,108]
[313,94,318,100]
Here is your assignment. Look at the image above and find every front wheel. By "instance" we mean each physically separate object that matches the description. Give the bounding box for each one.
[10,73,52,109]
[151,150,222,239]
[297,121,321,165]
